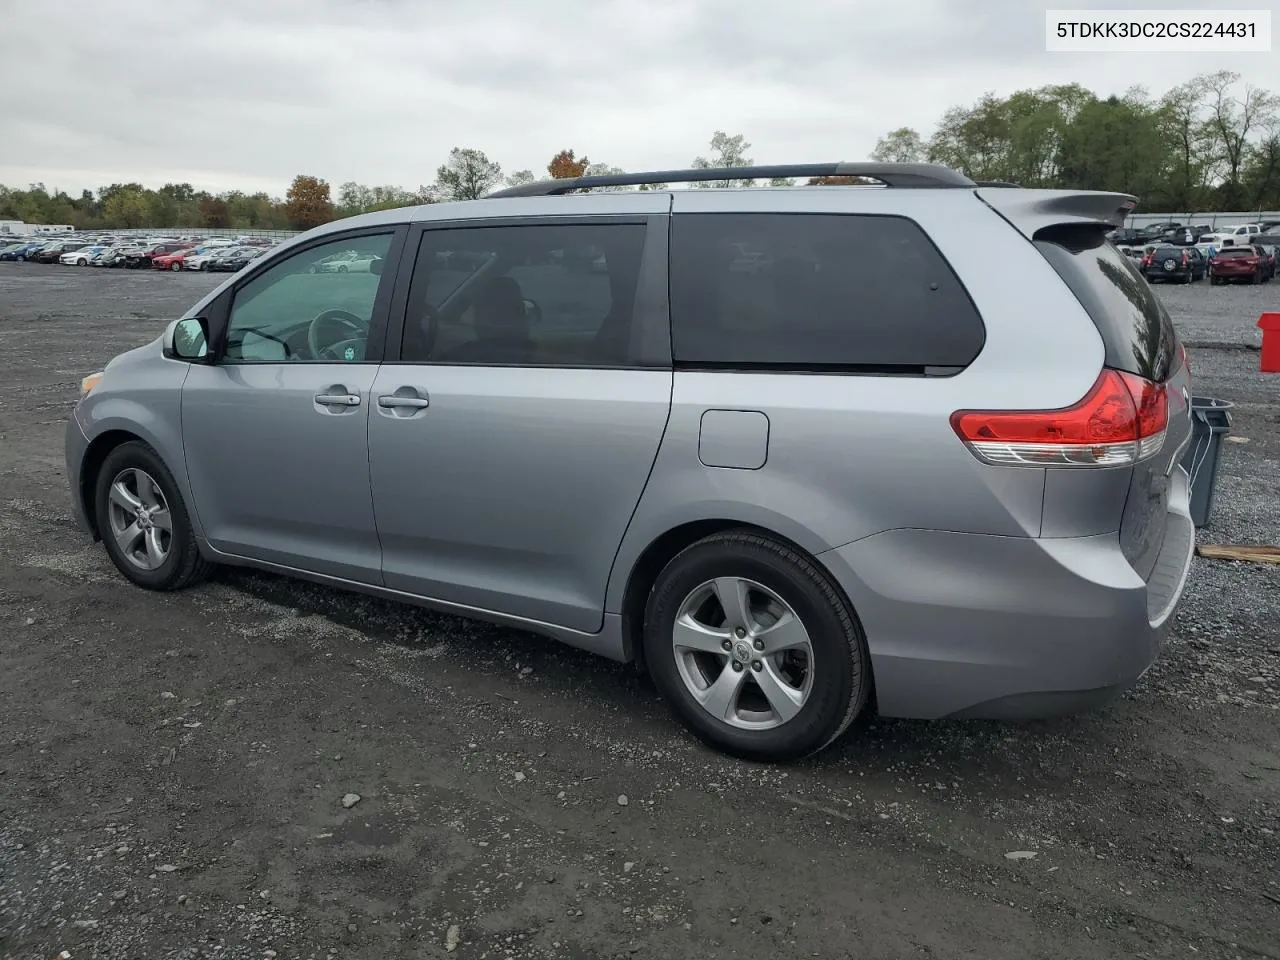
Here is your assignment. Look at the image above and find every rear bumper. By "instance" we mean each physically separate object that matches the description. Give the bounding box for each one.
[817,474,1195,721]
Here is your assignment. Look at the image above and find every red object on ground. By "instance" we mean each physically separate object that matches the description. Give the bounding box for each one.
[1259,313,1280,373]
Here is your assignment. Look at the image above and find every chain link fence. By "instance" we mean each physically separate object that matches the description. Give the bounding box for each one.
[1123,210,1280,230]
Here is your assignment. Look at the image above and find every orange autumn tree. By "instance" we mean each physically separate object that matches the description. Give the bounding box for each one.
[548,149,590,179]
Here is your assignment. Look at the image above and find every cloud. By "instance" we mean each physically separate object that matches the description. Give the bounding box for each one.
[0,0,1274,196]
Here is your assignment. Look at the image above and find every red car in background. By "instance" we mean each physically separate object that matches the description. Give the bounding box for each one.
[1209,245,1272,285]
[151,246,198,271]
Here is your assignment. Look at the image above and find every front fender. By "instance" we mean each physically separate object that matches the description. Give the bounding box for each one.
[76,349,199,538]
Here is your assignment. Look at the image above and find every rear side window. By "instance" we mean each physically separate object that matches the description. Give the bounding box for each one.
[668,213,985,372]
[1033,225,1177,382]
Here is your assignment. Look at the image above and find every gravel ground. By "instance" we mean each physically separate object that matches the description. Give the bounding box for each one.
[0,264,1278,960]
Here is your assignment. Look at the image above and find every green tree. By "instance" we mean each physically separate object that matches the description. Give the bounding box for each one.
[102,187,151,227]
[691,131,755,187]
[434,147,503,201]
[871,127,924,163]
[1203,70,1278,207]
[199,196,231,228]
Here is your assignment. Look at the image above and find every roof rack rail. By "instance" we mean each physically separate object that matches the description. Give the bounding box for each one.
[487,162,976,198]
[975,180,1022,188]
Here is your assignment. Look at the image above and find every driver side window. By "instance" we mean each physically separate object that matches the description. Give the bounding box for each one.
[224,233,393,363]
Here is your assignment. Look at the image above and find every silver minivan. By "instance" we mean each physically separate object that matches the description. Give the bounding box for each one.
[66,163,1196,760]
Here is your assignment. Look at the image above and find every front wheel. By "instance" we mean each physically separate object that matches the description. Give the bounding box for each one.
[643,531,870,761]
[94,441,213,591]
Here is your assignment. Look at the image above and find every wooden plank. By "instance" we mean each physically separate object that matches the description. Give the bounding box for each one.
[1196,544,1280,565]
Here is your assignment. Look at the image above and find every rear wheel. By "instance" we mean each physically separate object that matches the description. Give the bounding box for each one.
[643,530,870,761]
[94,441,213,591]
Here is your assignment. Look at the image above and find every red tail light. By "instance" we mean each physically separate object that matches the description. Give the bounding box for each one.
[951,370,1169,468]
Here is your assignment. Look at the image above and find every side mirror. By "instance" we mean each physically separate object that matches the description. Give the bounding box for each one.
[163,317,211,362]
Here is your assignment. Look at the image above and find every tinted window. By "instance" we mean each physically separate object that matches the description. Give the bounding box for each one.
[400,222,646,366]
[225,233,392,362]
[668,213,984,371]
[1151,247,1185,258]
[1034,226,1177,382]
[1214,248,1253,258]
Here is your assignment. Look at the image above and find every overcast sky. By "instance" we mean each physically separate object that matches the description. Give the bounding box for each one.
[1,0,1275,197]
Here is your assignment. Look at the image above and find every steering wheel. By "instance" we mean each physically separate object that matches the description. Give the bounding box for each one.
[307,309,369,361]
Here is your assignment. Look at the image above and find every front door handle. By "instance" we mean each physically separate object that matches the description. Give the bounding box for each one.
[315,393,361,407]
[377,395,430,410]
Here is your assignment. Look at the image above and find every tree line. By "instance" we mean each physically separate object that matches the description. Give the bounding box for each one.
[2,71,1274,233]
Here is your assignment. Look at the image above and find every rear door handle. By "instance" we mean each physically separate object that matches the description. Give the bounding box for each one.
[377,395,430,409]
[315,393,361,407]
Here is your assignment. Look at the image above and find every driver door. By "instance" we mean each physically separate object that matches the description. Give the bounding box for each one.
[180,227,404,584]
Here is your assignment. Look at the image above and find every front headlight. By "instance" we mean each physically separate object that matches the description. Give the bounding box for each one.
[79,371,104,398]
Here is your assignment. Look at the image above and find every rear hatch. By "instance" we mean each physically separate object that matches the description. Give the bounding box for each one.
[975,188,1194,581]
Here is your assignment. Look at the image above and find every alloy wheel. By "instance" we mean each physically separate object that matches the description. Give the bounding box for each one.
[106,467,173,571]
[672,577,814,730]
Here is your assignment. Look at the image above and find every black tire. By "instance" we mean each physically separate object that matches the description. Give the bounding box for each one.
[643,530,870,761]
[94,441,214,591]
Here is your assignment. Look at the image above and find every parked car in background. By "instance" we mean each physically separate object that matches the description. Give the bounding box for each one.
[1209,246,1269,284]
[2,239,52,261]
[65,161,1197,761]
[310,249,383,273]
[1134,221,1183,244]
[185,246,250,271]
[60,244,108,266]
[0,240,33,260]
[152,247,204,271]
[33,241,89,263]
[93,245,143,268]
[208,247,265,272]
[1254,244,1277,280]
[1108,227,1146,246]
[1212,223,1263,244]
[122,250,156,270]
[1141,245,1205,283]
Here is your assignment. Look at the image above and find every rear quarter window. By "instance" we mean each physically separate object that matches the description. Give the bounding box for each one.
[1033,225,1178,382]
[668,213,985,372]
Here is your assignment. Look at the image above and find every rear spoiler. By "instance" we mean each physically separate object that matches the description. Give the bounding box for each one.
[975,188,1138,239]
